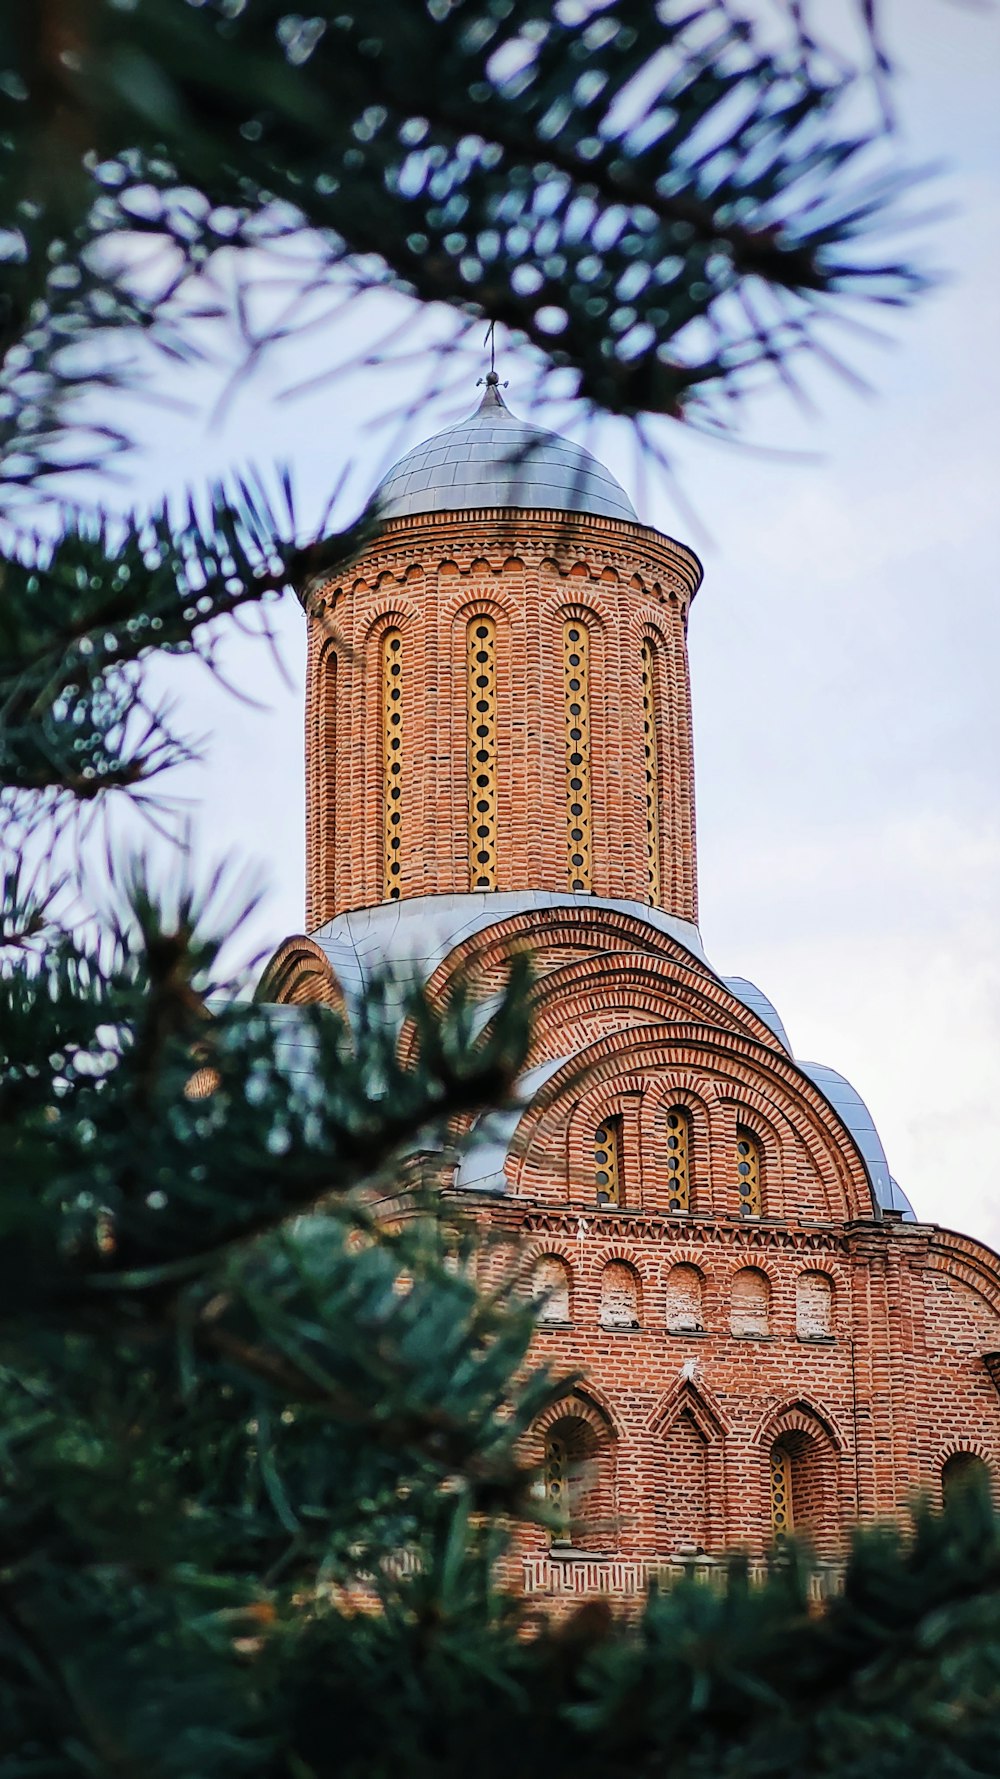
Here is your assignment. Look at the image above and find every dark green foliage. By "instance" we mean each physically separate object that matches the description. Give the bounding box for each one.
[0,1,928,494]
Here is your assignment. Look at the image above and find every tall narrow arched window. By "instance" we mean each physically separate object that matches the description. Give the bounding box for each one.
[546,1433,571,1544]
[563,619,593,892]
[381,628,403,899]
[313,644,337,918]
[594,1116,622,1207]
[641,638,661,905]
[770,1443,793,1540]
[942,1452,990,1506]
[735,1126,762,1217]
[467,617,497,889]
[665,1107,690,1211]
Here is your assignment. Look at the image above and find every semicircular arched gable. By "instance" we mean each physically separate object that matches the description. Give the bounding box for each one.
[420,907,782,1052]
[505,1026,873,1222]
[523,951,775,1062]
[256,936,346,1014]
[928,1232,1000,1320]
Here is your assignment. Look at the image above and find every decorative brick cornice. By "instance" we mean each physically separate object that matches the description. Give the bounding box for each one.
[515,1206,851,1258]
[308,510,703,615]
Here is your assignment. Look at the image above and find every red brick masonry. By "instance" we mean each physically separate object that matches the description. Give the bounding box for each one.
[265,500,1000,1606]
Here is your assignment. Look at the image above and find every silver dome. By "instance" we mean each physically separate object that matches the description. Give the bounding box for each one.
[374,376,637,522]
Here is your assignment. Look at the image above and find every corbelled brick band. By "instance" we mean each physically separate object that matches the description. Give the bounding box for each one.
[303,511,702,928]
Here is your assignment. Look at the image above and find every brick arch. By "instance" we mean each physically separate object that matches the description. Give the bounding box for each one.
[757,1397,847,1454]
[442,585,520,625]
[548,592,613,632]
[533,1387,620,1554]
[936,1436,995,1468]
[562,1069,649,1209]
[359,599,420,645]
[534,1385,619,1444]
[505,1026,873,1221]
[715,1092,789,1220]
[592,1242,653,1281]
[527,1250,575,1324]
[642,1079,715,1217]
[257,936,345,1014]
[760,1399,848,1557]
[305,632,339,928]
[422,909,778,1046]
[650,1374,729,1442]
[521,952,773,1063]
[663,1259,708,1334]
[599,1257,643,1328]
[420,906,690,1001]
[723,1252,781,1290]
[928,1235,1000,1319]
[729,1263,773,1338]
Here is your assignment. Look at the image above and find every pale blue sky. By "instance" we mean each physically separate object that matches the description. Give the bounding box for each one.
[83,2,1000,1248]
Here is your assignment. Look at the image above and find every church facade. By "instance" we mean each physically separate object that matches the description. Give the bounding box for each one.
[262,375,1000,1607]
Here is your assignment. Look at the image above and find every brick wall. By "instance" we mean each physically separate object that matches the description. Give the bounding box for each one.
[273,496,1000,1616]
[302,510,702,927]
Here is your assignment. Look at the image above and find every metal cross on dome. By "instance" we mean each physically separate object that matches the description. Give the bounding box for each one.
[477,320,508,389]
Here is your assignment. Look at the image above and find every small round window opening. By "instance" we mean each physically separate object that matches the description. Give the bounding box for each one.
[665,1108,690,1212]
[563,620,593,892]
[594,1118,621,1207]
[381,629,403,900]
[735,1127,762,1217]
[770,1444,793,1540]
[467,617,498,889]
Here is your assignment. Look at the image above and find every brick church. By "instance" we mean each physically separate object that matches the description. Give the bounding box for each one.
[261,373,1000,1606]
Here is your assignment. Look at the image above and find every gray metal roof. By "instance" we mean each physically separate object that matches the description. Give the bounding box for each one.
[267,895,914,1222]
[310,890,707,1008]
[722,976,792,1053]
[374,377,637,522]
[798,1059,915,1220]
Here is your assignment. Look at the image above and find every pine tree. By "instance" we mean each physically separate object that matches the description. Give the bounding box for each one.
[1,6,997,1776]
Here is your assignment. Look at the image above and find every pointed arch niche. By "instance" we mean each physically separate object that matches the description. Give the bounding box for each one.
[652,1380,727,1557]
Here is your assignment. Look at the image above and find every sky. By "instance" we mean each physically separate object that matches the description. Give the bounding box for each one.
[86,2,1000,1251]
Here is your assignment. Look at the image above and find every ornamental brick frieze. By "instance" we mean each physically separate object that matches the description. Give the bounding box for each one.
[517,1207,850,1258]
[307,513,701,614]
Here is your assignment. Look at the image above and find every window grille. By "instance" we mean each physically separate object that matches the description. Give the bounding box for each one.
[641,638,661,904]
[467,617,498,889]
[594,1117,622,1207]
[546,1435,571,1543]
[563,620,593,892]
[381,628,403,899]
[665,1107,690,1211]
[735,1126,762,1217]
[770,1445,793,1538]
